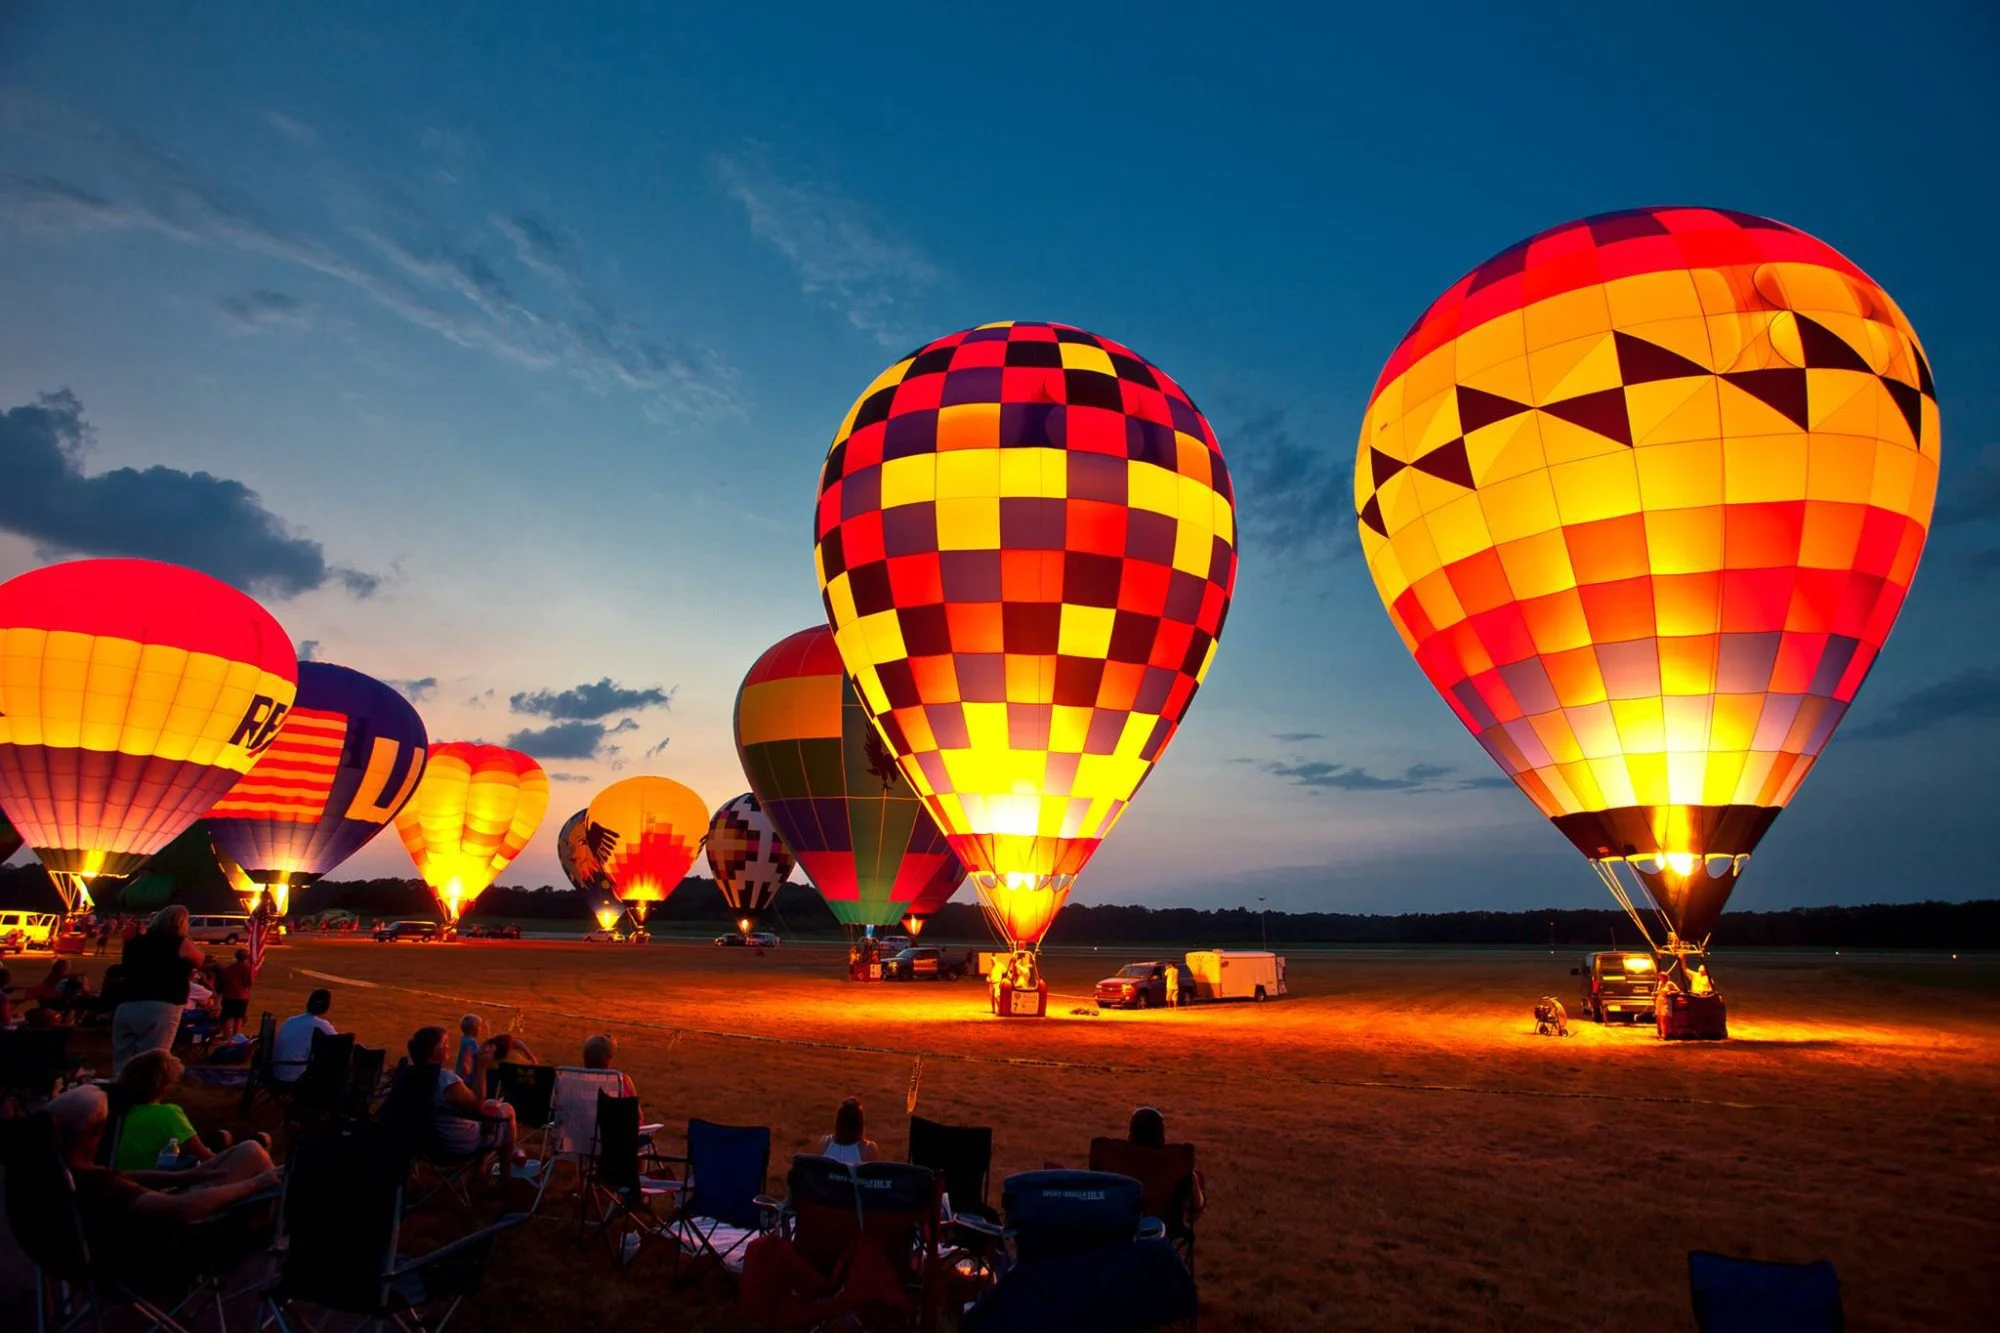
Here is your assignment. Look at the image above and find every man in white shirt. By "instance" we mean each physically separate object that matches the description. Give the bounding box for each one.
[271,988,335,1084]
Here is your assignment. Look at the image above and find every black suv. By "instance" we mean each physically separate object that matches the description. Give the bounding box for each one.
[883,946,965,982]
[1573,951,1659,1023]
[373,920,439,943]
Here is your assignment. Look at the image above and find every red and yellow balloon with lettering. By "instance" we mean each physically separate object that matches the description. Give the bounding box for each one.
[0,559,298,913]
[814,322,1237,950]
[585,775,710,924]
[1355,207,1938,955]
[393,743,549,923]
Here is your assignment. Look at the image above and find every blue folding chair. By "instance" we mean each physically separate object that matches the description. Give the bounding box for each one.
[665,1119,771,1285]
[1689,1251,1842,1332]
[959,1170,1197,1333]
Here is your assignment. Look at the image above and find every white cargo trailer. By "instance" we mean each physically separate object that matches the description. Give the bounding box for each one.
[1183,949,1287,1002]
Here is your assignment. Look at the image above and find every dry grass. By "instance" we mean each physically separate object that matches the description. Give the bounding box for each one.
[49,939,2000,1330]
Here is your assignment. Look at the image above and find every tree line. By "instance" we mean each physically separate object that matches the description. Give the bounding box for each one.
[2,857,1994,948]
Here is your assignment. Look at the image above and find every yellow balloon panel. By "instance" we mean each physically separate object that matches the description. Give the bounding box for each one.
[393,743,548,921]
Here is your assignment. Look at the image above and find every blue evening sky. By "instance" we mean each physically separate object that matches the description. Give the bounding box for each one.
[2,2,1996,912]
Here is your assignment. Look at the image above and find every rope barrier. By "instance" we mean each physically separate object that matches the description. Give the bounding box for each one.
[282,966,1764,1112]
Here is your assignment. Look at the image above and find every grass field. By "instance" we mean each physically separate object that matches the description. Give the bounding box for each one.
[24,938,2000,1330]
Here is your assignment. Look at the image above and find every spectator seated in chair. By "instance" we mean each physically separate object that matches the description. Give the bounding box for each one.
[582,1033,640,1099]
[47,1084,282,1274]
[818,1097,881,1166]
[112,1049,239,1171]
[404,1024,521,1167]
[271,989,336,1087]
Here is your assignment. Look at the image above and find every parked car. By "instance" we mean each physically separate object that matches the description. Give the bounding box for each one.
[184,914,255,945]
[583,928,624,943]
[1572,950,1659,1023]
[460,923,523,940]
[874,934,914,957]
[713,930,780,948]
[714,932,746,947]
[1095,961,1170,1010]
[373,920,439,943]
[0,911,59,951]
[883,946,964,982]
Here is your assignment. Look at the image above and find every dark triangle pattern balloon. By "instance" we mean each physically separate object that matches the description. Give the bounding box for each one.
[207,661,429,890]
[705,792,796,922]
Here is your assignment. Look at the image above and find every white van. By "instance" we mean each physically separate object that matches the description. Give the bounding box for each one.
[0,910,59,951]
[188,914,255,945]
[1183,950,1287,1002]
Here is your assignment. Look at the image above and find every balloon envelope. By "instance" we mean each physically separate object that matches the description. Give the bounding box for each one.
[0,812,20,867]
[705,793,796,922]
[901,854,969,935]
[585,776,708,922]
[813,322,1237,946]
[556,807,621,922]
[0,559,298,907]
[1354,207,1938,944]
[207,661,428,891]
[735,626,962,928]
[393,743,549,922]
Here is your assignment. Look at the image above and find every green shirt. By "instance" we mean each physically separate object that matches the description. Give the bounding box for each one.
[114,1102,199,1171]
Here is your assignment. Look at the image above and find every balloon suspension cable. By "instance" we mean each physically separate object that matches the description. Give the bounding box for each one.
[1590,859,1664,955]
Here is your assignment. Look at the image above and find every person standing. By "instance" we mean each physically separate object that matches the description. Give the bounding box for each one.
[216,950,254,1039]
[113,907,201,1074]
[1164,962,1181,1010]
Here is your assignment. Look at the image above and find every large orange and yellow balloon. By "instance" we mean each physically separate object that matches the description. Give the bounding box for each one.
[815,322,1237,949]
[0,559,299,912]
[393,743,549,922]
[585,775,709,923]
[1356,207,1938,951]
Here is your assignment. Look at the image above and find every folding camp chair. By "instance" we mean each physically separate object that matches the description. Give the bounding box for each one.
[283,1029,357,1132]
[666,1118,773,1285]
[1689,1250,1843,1332]
[908,1115,995,1222]
[263,1128,524,1333]
[959,1170,1197,1333]
[238,1011,290,1116]
[376,1062,505,1211]
[0,1026,73,1115]
[545,1066,640,1197]
[491,1062,558,1160]
[2,1111,251,1333]
[343,1045,388,1120]
[1088,1137,1201,1275]
[581,1092,682,1262]
[854,1161,944,1328]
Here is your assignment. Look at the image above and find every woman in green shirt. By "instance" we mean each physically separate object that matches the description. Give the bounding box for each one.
[112,1048,224,1171]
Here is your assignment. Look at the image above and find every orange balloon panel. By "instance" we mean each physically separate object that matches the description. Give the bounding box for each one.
[393,743,549,921]
[585,775,709,921]
[1356,207,1937,936]
[0,559,298,883]
[814,322,1237,932]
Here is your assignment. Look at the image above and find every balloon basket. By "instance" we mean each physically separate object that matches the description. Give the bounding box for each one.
[990,981,1048,1018]
[1656,989,1728,1040]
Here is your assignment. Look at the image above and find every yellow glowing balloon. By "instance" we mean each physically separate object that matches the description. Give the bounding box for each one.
[584,775,709,923]
[393,743,549,922]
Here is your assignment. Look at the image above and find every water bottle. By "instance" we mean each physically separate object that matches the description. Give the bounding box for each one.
[157,1138,181,1170]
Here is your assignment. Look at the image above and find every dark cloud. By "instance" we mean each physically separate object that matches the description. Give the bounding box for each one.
[1844,668,2000,741]
[644,738,671,759]
[505,717,639,761]
[0,390,377,599]
[1272,731,1323,743]
[548,772,592,784]
[1218,399,1359,565]
[510,678,675,721]
[1263,757,1510,795]
[387,677,437,703]
[217,289,307,333]
[297,639,320,662]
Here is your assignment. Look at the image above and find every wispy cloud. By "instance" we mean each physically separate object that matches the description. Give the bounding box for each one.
[549,772,593,784]
[713,148,939,346]
[1845,668,2000,741]
[505,717,639,761]
[644,737,671,759]
[218,289,308,333]
[1932,444,2000,528]
[1219,397,1359,567]
[1272,731,1323,743]
[0,94,734,423]
[0,390,377,598]
[1263,755,1511,795]
[465,689,495,708]
[265,111,318,146]
[297,639,321,662]
[387,677,438,703]
[510,678,675,721]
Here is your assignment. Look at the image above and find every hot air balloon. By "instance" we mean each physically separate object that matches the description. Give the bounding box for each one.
[585,776,708,925]
[813,322,1237,957]
[901,855,969,938]
[556,807,625,931]
[1355,207,1938,1019]
[0,559,299,915]
[394,743,549,924]
[735,627,964,931]
[207,661,428,915]
[705,792,796,935]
